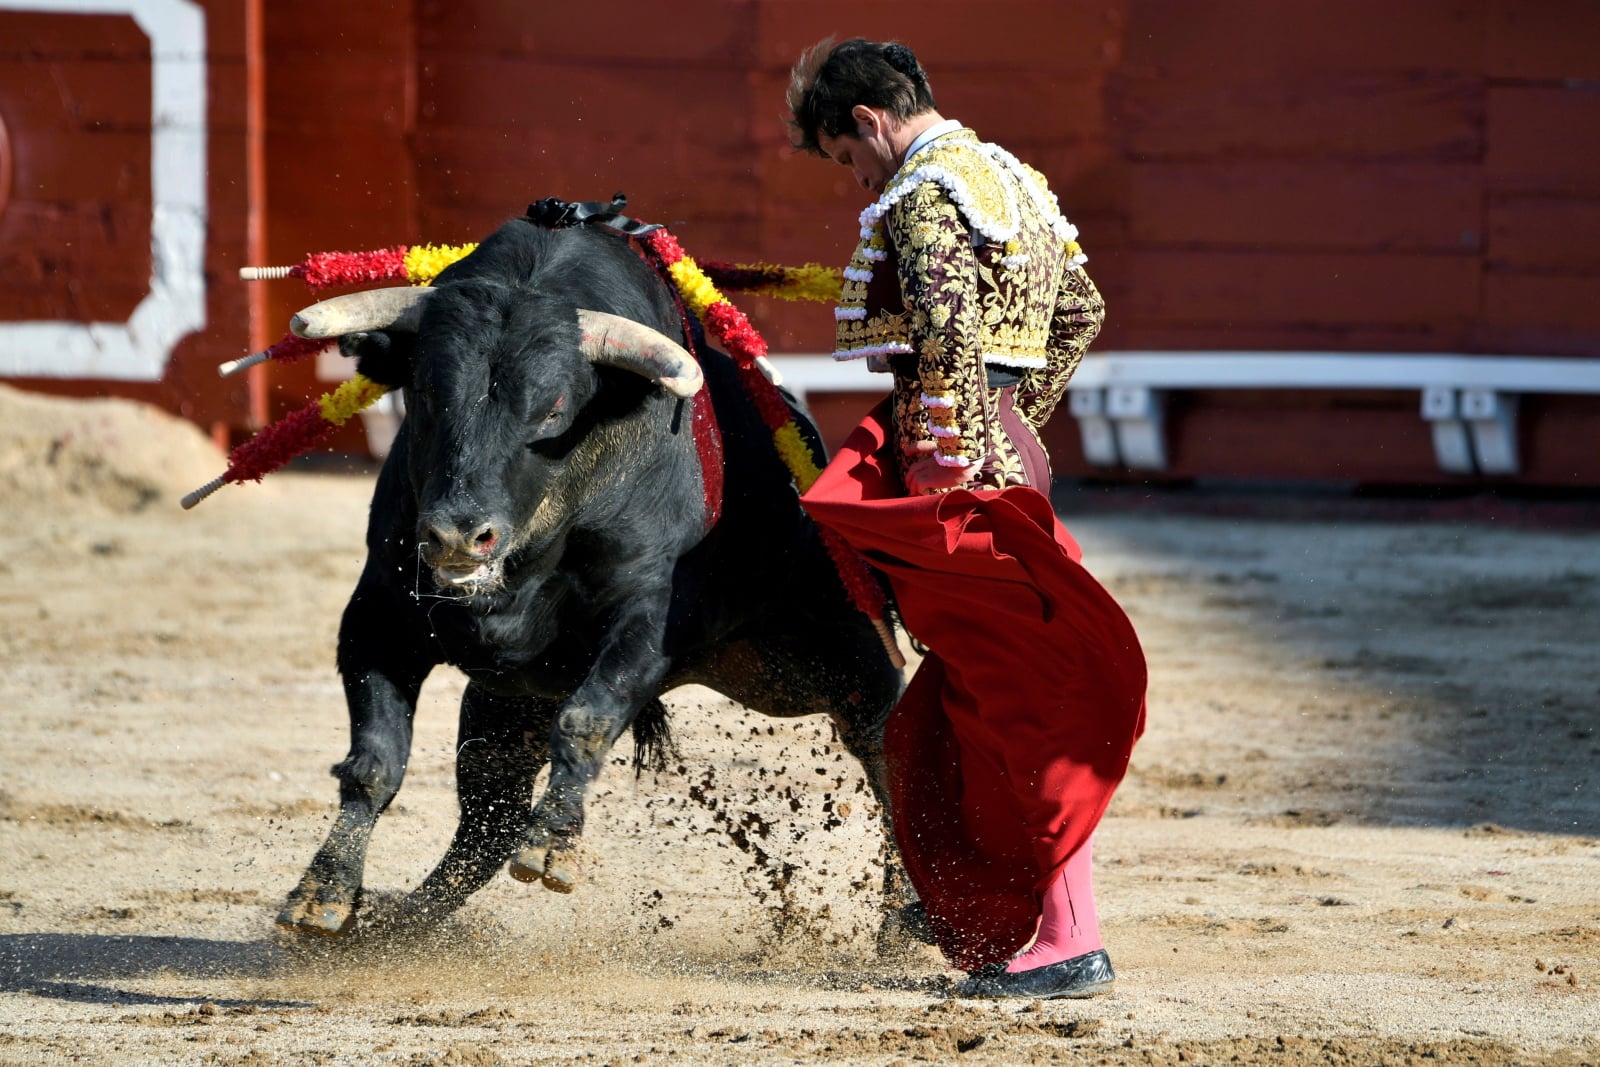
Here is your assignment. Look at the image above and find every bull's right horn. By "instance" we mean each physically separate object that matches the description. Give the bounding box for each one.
[290,286,435,339]
[575,310,703,398]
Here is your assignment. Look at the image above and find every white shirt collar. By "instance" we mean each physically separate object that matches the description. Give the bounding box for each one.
[903,119,963,163]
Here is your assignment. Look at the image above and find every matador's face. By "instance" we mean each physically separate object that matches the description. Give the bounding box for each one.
[818,114,900,196]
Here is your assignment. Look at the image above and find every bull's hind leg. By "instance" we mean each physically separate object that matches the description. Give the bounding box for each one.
[399,688,554,923]
[696,622,914,949]
[509,587,677,894]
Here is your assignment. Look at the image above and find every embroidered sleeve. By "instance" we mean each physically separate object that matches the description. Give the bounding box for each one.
[1016,260,1106,428]
[887,181,986,469]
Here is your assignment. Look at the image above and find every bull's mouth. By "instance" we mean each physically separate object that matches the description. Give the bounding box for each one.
[430,557,504,591]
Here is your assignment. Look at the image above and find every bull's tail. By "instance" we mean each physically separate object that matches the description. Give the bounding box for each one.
[630,697,678,777]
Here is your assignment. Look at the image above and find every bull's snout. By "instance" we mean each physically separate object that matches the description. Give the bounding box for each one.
[421,517,505,561]
[419,514,510,587]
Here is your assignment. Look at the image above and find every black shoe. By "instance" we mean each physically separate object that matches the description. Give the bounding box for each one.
[957,948,1115,1000]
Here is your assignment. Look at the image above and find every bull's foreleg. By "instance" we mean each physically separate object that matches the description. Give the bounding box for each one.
[278,587,433,937]
[400,688,554,922]
[510,595,673,892]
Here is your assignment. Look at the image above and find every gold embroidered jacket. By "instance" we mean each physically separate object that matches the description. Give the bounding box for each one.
[834,128,1105,480]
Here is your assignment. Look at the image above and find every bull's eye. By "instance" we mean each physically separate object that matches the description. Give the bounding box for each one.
[526,404,569,453]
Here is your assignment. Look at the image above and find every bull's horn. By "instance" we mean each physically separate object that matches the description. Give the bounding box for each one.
[289,287,435,339]
[575,310,703,398]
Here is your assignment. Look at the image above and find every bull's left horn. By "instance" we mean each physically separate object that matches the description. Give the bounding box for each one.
[290,287,435,339]
[575,310,703,398]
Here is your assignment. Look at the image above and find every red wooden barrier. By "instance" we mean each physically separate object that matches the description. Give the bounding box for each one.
[2,0,1595,486]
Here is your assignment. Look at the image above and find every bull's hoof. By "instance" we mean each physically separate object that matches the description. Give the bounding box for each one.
[541,851,579,893]
[507,846,546,884]
[276,896,358,938]
[507,846,579,893]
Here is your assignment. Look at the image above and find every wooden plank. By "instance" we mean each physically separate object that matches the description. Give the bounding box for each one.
[758,205,875,273]
[1520,394,1600,487]
[417,0,757,63]
[0,201,151,286]
[1121,250,1482,329]
[1488,0,1600,81]
[0,58,152,131]
[204,130,253,221]
[262,0,412,57]
[204,55,253,136]
[1041,390,1453,484]
[265,58,410,136]
[744,70,1113,155]
[0,12,148,59]
[2,282,148,324]
[758,147,874,210]
[411,128,761,220]
[733,295,836,355]
[1123,0,1483,75]
[8,127,149,204]
[753,0,1124,73]
[1489,195,1600,274]
[749,68,806,149]
[1111,322,1477,354]
[1127,162,1483,253]
[195,0,249,63]
[1479,271,1600,356]
[1486,86,1600,194]
[1022,145,1127,217]
[1162,391,1446,482]
[927,72,1107,145]
[1118,74,1482,161]
[264,132,413,244]
[410,203,527,246]
[417,58,749,144]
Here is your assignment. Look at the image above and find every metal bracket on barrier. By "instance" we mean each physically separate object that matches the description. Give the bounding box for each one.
[1421,386,1474,474]
[1462,388,1519,475]
[1108,385,1168,470]
[1068,387,1119,467]
[1420,387,1519,476]
[1068,385,1168,470]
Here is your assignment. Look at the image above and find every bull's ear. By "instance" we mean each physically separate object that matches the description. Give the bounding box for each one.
[339,331,415,390]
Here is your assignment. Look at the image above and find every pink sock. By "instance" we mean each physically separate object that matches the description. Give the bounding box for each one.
[1005,840,1102,973]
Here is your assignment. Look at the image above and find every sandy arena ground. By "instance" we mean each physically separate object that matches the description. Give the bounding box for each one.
[1,382,1597,1066]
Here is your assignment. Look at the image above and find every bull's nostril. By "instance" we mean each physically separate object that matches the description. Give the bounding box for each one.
[470,526,500,556]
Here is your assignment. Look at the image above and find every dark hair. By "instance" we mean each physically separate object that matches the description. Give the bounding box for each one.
[786,37,937,155]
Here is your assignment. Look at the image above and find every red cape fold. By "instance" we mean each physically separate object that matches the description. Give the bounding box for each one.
[801,401,1148,971]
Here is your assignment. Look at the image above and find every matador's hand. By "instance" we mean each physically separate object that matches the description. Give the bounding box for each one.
[904,449,979,495]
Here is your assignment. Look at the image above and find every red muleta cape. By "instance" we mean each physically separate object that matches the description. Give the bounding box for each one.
[801,401,1148,971]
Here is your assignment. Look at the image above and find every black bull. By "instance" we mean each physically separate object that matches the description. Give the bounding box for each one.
[276,219,908,939]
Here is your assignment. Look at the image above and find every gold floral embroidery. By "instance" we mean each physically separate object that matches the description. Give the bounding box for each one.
[835,127,1106,486]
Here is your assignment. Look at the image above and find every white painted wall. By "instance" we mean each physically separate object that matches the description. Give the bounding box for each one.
[0,0,207,381]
